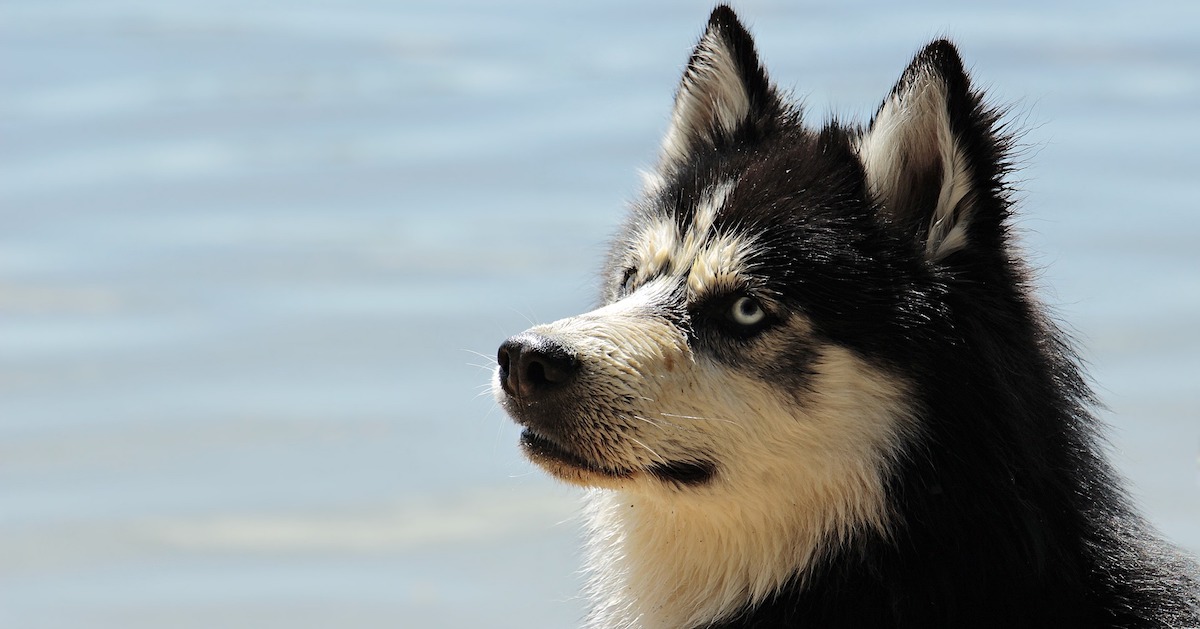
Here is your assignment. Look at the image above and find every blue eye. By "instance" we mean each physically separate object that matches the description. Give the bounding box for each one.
[729,296,765,326]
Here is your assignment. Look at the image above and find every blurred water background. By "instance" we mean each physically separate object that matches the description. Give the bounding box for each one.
[2,1,1198,627]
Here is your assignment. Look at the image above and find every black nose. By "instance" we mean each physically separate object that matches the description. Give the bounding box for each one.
[497,333,579,399]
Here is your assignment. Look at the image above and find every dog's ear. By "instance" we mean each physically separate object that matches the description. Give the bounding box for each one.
[858,40,1009,260]
[659,5,780,171]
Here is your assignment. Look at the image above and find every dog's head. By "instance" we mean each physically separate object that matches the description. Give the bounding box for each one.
[494,7,1010,511]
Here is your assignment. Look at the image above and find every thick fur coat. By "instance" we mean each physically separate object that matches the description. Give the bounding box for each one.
[494,6,1200,628]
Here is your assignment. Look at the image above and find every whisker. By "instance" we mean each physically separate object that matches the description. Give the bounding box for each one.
[461,348,499,364]
[631,413,695,433]
[628,413,666,429]
[658,411,740,426]
[467,362,498,373]
[629,436,668,465]
[509,306,538,328]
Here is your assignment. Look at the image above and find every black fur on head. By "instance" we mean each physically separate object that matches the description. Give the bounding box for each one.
[611,5,1200,627]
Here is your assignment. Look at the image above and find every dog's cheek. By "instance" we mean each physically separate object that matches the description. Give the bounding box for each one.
[538,312,695,466]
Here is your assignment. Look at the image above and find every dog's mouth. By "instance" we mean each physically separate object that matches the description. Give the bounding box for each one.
[520,429,633,481]
[519,429,716,487]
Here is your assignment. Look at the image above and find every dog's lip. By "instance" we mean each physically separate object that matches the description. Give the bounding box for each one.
[519,429,633,479]
[519,429,717,486]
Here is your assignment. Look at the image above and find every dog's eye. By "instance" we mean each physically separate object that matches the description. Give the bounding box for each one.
[729,296,766,326]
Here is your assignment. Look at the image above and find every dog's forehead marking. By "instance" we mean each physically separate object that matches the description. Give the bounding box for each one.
[631,181,752,297]
[687,233,752,295]
[633,219,679,284]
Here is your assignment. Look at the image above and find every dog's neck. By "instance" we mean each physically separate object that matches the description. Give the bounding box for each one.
[581,470,889,629]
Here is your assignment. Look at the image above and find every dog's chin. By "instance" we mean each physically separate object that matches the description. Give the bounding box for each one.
[519,430,634,489]
[519,429,717,489]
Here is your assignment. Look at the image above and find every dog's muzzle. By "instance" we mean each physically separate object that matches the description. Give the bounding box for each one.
[495,329,718,487]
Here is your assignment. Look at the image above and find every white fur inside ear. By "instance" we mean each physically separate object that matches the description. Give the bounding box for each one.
[857,72,973,260]
[661,31,751,167]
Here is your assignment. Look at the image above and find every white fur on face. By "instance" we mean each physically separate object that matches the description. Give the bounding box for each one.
[505,200,915,626]
[515,297,914,627]
[512,277,698,488]
[857,70,973,260]
[578,340,913,629]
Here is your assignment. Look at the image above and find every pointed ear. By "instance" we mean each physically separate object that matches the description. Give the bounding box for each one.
[858,40,1008,260]
[659,5,780,170]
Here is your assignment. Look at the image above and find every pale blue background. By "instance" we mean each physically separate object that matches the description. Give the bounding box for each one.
[1,1,1197,627]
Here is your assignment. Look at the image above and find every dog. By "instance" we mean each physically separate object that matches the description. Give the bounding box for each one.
[492,5,1200,627]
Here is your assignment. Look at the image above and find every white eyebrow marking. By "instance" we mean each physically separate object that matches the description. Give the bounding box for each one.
[631,218,679,286]
[687,231,756,296]
[628,181,742,292]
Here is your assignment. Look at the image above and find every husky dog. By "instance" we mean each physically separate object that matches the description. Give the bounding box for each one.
[493,5,1199,628]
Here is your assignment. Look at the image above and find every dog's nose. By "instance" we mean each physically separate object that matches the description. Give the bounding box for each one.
[497,333,578,399]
